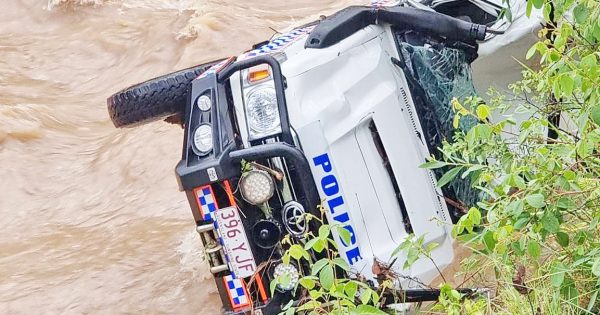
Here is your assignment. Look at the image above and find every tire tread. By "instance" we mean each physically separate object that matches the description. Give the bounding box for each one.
[107,60,220,128]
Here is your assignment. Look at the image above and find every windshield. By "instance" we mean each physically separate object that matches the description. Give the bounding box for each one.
[397,39,481,210]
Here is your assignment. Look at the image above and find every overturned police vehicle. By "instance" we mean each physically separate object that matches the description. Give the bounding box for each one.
[107,0,541,313]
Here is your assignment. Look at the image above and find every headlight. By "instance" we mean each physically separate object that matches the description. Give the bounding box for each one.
[192,124,213,155]
[245,86,281,139]
[239,169,274,205]
[273,263,299,292]
[196,94,211,112]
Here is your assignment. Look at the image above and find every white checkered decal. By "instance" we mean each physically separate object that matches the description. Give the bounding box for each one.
[196,186,217,220]
[224,274,250,309]
[238,26,315,60]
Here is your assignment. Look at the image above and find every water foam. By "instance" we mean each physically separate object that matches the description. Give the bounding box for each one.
[47,0,104,10]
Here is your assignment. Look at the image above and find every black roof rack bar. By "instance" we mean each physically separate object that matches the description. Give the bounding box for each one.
[305,6,487,49]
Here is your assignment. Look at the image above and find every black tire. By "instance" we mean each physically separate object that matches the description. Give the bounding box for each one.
[107,60,221,128]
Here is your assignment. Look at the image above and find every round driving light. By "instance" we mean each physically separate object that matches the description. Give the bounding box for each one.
[273,263,299,292]
[239,169,274,205]
[246,86,280,134]
[196,95,212,111]
[192,124,213,155]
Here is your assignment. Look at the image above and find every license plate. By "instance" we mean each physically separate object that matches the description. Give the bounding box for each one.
[214,206,257,278]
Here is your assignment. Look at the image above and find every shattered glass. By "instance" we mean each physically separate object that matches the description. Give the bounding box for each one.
[398,42,481,209]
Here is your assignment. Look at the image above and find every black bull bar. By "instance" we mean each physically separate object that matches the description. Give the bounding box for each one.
[176,55,321,214]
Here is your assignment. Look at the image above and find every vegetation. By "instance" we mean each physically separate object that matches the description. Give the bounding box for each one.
[426,0,600,312]
[274,0,600,313]
[271,209,388,314]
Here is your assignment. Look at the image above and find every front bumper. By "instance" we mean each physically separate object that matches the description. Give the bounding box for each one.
[175,55,321,314]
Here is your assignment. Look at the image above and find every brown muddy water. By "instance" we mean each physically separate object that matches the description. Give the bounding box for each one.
[0,0,367,313]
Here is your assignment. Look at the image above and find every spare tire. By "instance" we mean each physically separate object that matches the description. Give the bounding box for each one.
[107,60,222,128]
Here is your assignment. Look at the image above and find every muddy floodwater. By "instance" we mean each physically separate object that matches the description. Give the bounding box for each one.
[0,0,368,313]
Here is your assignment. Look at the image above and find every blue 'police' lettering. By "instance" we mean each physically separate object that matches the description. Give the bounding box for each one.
[312,152,363,265]
[345,247,363,265]
[313,153,332,172]
[321,174,339,196]
[327,196,344,215]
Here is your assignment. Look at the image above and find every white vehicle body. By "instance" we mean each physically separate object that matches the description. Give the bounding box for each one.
[231,24,455,285]
[166,1,546,313]
[107,1,546,313]
[222,1,544,288]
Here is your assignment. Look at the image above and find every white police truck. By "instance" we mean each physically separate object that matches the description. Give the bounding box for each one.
[107,0,540,313]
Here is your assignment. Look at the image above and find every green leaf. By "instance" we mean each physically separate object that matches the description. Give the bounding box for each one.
[426,242,439,252]
[278,273,292,291]
[436,167,463,188]
[318,225,330,239]
[282,252,290,265]
[270,277,278,296]
[282,299,294,312]
[573,4,590,24]
[337,226,352,246]
[476,124,492,140]
[526,194,546,208]
[550,262,566,287]
[581,54,598,73]
[541,212,560,233]
[531,0,543,9]
[592,257,600,276]
[563,170,576,181]
[465,127,478,147]
[514,217,530,230]
[352,305,388,315]
[298,277,316,290]
[289,244,305,261]
[555,231,569,247]
[468,207,481,225]
[557,197,576,210]
[591,106,600,125]
[561,277,579,304]
[453,114,460,129]
[483,230,497,251]
[372,291,380,304]
[360,289,371,304]
[311,259,329,276]
[313,239,326,252]
[304,237,319,251]
[577,138,593,158]
[525,0,533,17]
[542,3,551,20]
[507,199,525,216]
[504,6,512,21]
[588,289,599,312]
[461,164,485,179]
[476,105,490,120]
[507,174,526,189]
[456,232,478,243]
[344,281,358,299]
[319,264,334,290]
[527,239,541,258]
[560,74,574,96]
[419,159,448,169]
[297,300,321,312]
[308,289,322,300]
[333,257,350,271]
